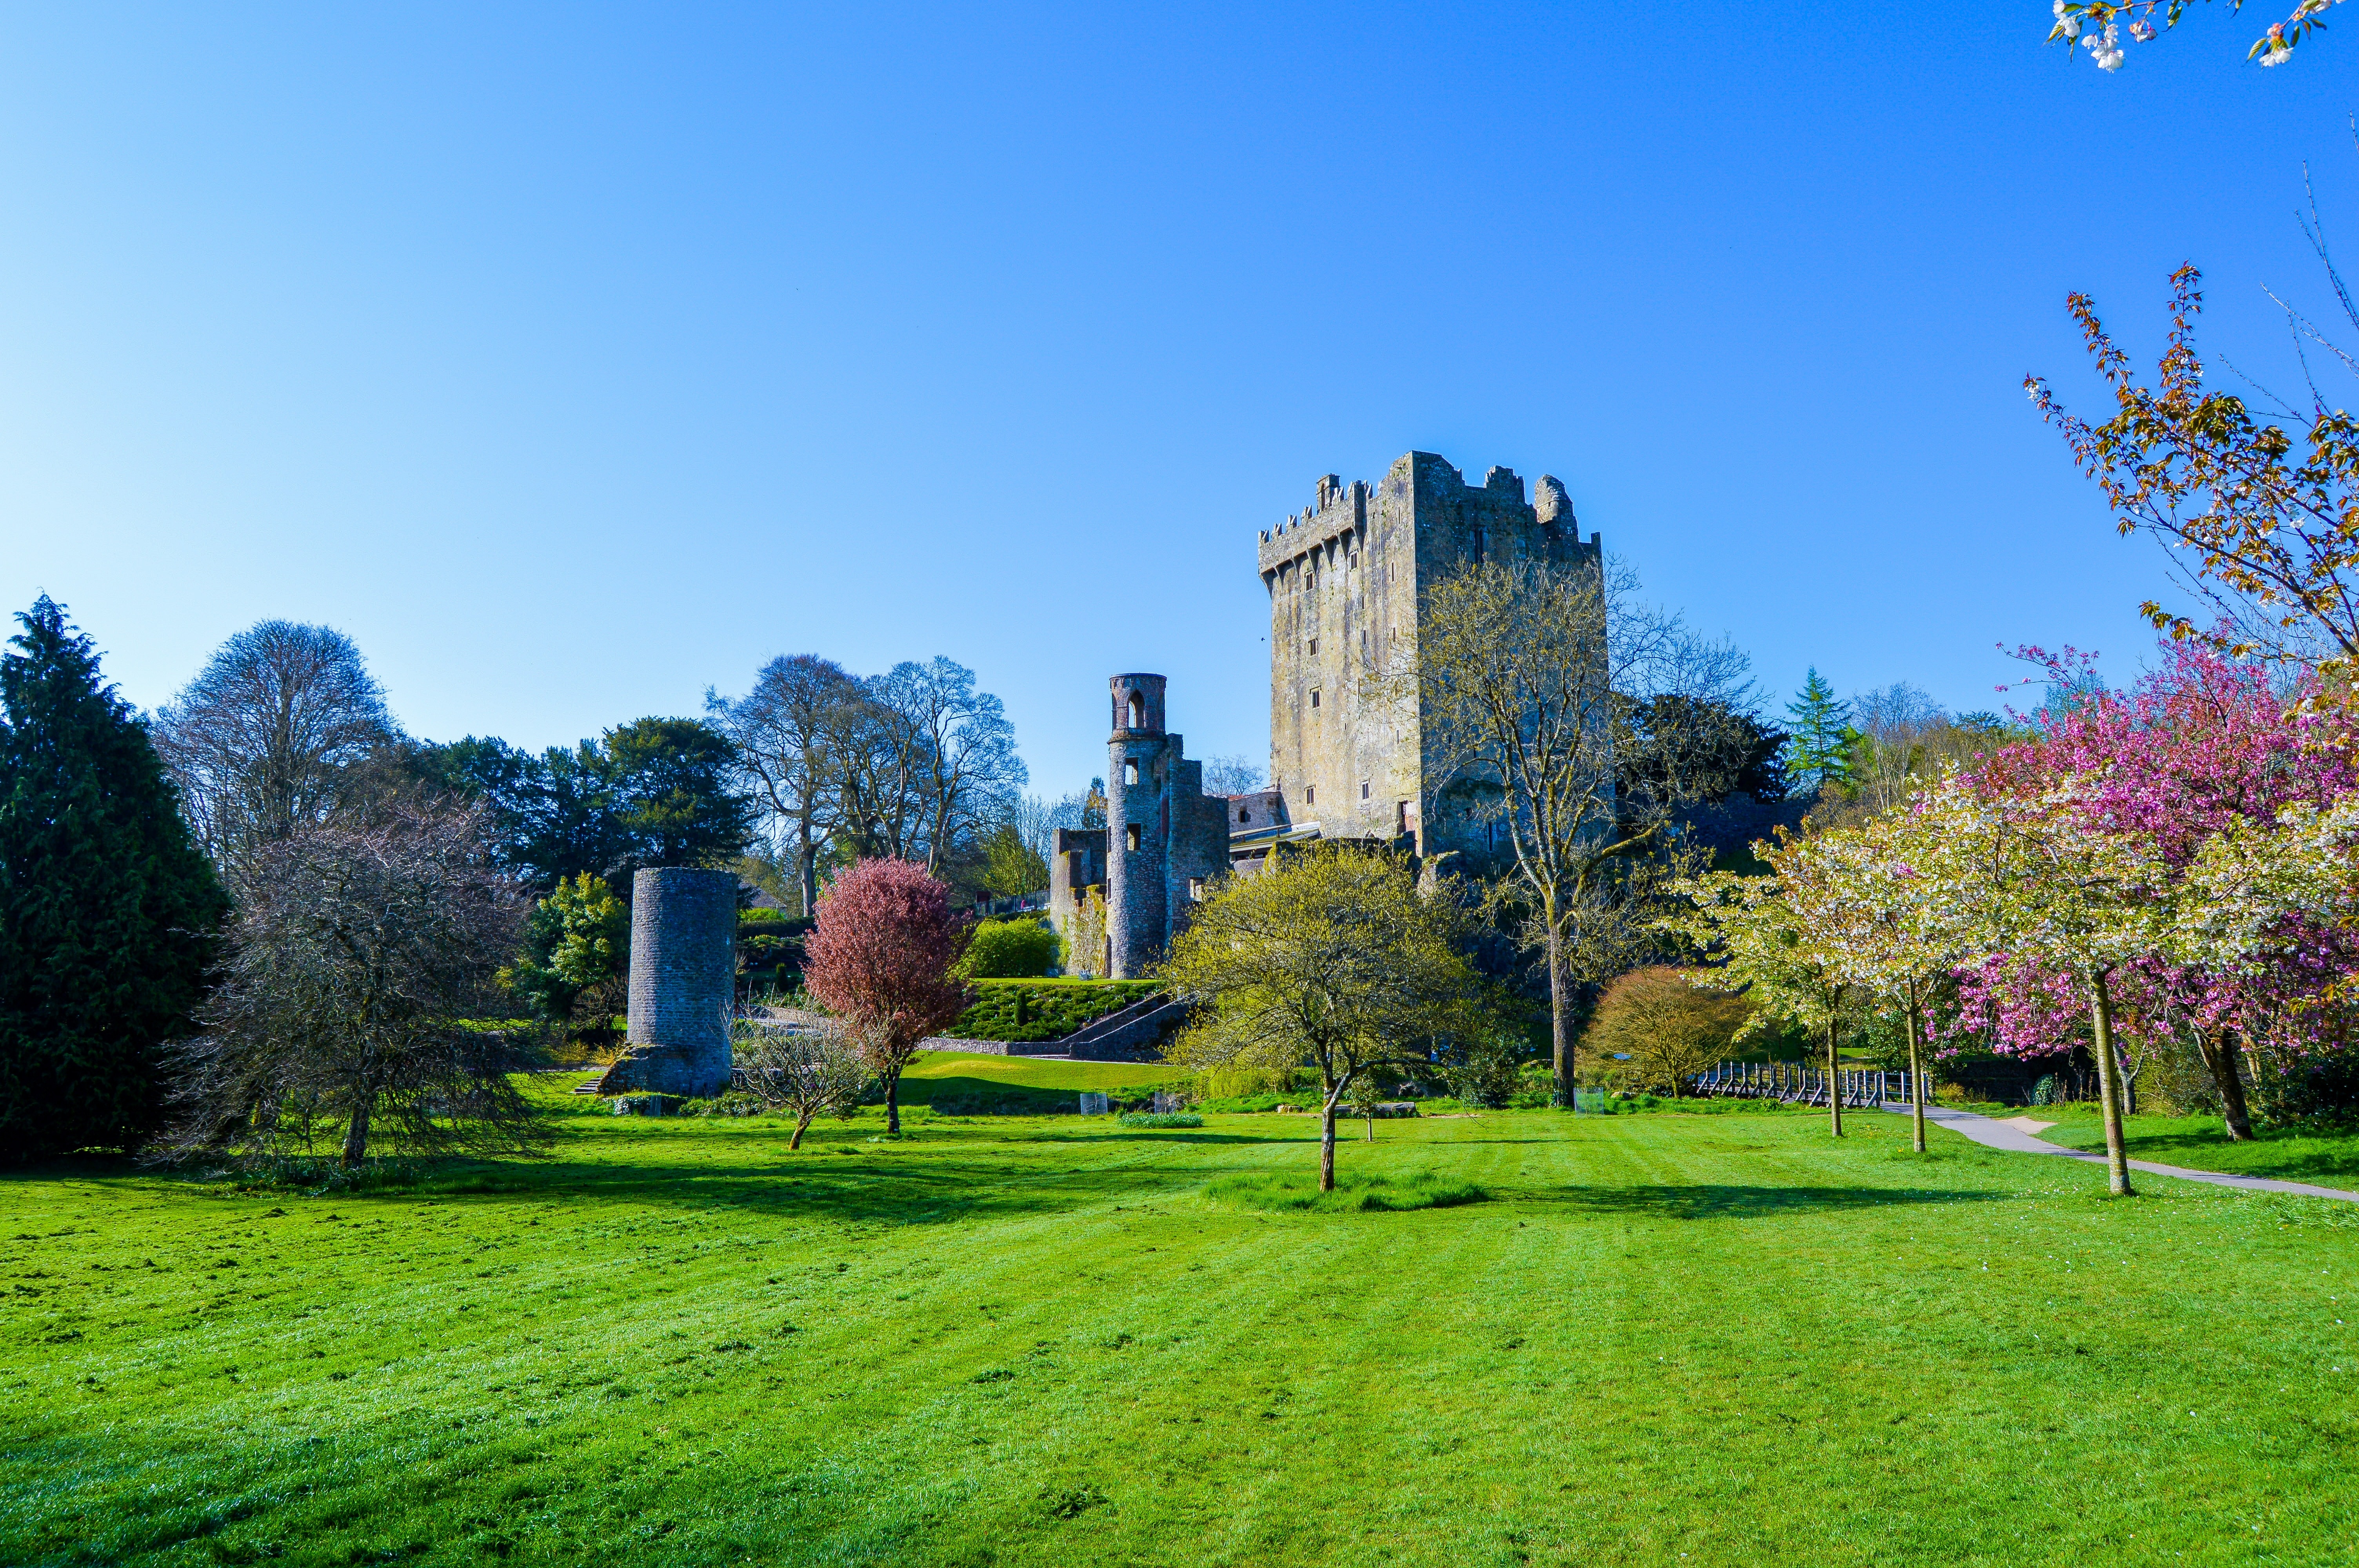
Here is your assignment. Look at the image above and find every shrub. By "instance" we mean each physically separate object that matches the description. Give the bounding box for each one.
[1583,966,1751,1096]
[1439,1032,1528,1107]
[949,979,1160,1042]
[2261,1050,2359,1128]
[1118,1111,1203,1128]
[962,918,1058,980]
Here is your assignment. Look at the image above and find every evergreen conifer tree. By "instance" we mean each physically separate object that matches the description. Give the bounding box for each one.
[1782,668,1857,797]
[0,597,227,1159]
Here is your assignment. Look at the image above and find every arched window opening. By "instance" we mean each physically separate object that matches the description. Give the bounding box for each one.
[1126,693,1143,729]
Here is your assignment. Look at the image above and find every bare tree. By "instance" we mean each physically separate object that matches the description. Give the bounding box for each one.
[1397,556,1759,1105]
[731,1016,874,1149]
[869,658,1028,878]
[707,654,861,915]
[1202,755,1268,796]
[156,799,543,1171]
[1014,790,1089,867]
[151,621,402,866]
[1847,681,1945,819]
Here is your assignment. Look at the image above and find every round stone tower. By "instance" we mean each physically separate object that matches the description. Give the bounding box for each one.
[624,866,738,1097]
[1107,673,1170,980]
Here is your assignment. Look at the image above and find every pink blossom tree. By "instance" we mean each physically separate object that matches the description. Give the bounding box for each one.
[802,858,970,1134]
[1950,641,2359,1140]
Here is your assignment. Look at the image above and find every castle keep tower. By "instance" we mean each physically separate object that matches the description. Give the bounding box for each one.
[1257,452,1602,864]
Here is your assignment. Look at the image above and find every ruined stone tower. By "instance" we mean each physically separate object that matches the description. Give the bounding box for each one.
[1257,452,1603,864]
[621,866,738,1096]
[1049,675,1230,980]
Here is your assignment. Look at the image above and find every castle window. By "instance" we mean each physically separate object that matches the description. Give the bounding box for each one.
[1310,689,1321,709]
[1187,877,1205,902]
[1127,693,1143,729]
[1348,549,1359,571]
[1237,806,1249,824]
[1361,781,1370,800]
[1307,638,1318,656]
[1123,760,1138,786]
[1126,824,1141,852]
[1305,786,1315,805]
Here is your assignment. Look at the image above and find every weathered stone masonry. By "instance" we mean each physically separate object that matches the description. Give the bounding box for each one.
[1259,452,1603,867]
[1049,675,1229,979]
[615,866,737,1097]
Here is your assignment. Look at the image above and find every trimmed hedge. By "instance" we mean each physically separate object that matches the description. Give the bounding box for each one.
[951,978,1162,1042]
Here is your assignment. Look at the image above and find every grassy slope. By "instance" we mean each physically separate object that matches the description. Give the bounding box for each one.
[1997,1107,2359,1185]
[4,1097,2356,1568]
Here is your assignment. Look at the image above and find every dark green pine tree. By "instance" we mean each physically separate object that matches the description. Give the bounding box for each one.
[0,597,228,1160]
[1782,667,1856,798]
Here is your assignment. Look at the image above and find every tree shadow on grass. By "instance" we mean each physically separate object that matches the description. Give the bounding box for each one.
[1523,1183,2015,1220]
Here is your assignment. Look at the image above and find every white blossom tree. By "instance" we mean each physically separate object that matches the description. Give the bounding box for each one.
[1910,777,2174,1196]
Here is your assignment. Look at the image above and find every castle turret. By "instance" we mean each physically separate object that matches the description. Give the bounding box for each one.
[1107,674,1170,979]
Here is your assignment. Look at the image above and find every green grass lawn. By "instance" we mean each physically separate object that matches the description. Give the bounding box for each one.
[4,1083,2357,1567]
[1996,1105,2359,1186]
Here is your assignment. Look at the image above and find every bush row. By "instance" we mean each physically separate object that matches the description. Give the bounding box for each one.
[949,978,1162,1042]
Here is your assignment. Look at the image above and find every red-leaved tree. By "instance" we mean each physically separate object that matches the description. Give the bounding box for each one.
[801,858,969,1133]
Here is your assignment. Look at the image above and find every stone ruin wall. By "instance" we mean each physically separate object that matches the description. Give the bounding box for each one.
[616,866,738,1098]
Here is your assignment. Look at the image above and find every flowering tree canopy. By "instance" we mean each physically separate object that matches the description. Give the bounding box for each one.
[802,857,970,1134]
[2046,1,2338,72]
[2028,269,2359,690]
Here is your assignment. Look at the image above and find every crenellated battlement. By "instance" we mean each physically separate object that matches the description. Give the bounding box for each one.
[1257,450,1606,864]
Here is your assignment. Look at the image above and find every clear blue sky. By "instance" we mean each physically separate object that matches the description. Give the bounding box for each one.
[4,4,2354,796]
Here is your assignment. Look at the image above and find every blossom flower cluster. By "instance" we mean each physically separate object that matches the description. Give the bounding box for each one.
[2046,0,2339,70]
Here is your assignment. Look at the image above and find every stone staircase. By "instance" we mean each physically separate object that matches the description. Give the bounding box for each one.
[1054,991,1192,1062]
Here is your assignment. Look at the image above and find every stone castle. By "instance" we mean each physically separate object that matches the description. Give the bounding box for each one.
[1052,451,1602,976]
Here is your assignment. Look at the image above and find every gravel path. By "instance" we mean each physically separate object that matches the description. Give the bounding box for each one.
[1886,1101,2359,1202]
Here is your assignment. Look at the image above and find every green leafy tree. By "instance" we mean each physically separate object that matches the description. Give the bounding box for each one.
[1783,669,1857,799]
[977,820,1048,899]
[1160,847,1489,1191]
[602,717,758,880]
[506,873,629,1036]
[0,598,229,1160]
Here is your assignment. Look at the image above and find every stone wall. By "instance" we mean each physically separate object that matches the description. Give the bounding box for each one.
[613,866,737,1098]
[1047,825,1107,968]
[1257,452,1604,865]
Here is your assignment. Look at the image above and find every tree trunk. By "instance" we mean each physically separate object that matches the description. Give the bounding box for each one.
[1825,1017,1843,1138]
[798,830,819,920]
[2088,971,2134,1197]
[1905,989,1926,1155]
[1320,1102,1338,1192]
[883,1070,902,1135]
[1546,915,1572,1109]
[789,1108,815,1151]
[340,1098,371,1170]
[2194,1027,2256,1141]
